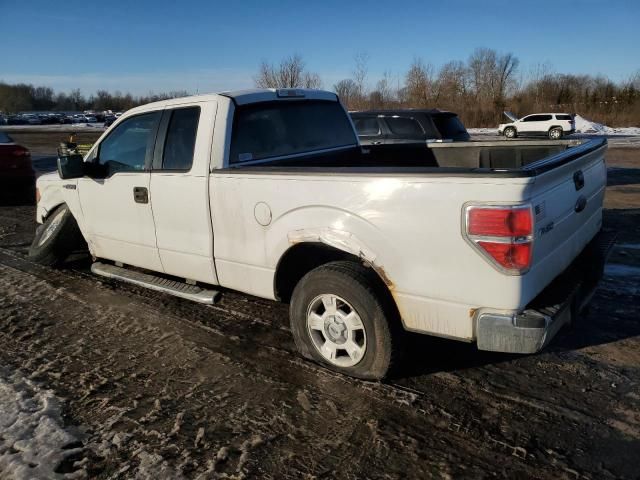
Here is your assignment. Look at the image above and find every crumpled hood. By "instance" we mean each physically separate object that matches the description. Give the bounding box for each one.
[503,111,518,122]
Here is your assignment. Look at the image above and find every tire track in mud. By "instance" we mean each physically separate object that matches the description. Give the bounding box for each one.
[0,247,639,478]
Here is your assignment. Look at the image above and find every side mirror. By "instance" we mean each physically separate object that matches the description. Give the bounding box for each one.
[57,154,86,179]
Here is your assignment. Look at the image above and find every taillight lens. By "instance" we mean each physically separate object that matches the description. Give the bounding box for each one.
[477,241,532,270]
[468,208,532,237]
[11,147,30,157]
[464,205,533,274]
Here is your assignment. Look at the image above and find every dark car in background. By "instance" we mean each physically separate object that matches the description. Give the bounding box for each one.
[350,109,470,146]
[104,114,117,127]
[0,131,35,199]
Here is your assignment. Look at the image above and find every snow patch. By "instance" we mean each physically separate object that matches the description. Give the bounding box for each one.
[0,368,86,479]
[574,115,640,136]
[467,128,499,135]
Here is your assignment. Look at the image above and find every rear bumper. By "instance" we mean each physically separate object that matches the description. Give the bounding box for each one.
[476,229,616,354]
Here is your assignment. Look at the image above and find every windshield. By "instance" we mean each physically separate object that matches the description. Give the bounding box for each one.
[229,100,357,164]
[0,131,13,143]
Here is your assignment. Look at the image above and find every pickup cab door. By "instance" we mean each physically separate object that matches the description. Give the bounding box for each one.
[148,102,219,284]
[77,111,163,271]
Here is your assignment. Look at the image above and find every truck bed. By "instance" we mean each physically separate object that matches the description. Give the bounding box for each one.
[227,138,605,176]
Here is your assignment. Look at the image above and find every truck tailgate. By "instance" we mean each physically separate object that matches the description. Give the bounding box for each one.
[524,139,607,302]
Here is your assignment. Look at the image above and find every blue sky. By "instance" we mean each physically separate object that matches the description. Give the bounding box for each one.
[1,0,638,95]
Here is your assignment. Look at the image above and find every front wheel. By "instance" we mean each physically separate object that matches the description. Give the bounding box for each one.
[504,127,517,139]
[549,128,563,140]
[289,261,402,380]
[28,205,85,267]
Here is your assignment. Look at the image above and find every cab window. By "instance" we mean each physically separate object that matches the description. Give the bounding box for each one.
[98,112,160,175]
[162,107,200,170]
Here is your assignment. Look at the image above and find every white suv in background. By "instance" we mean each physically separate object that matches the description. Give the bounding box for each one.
[498,112,575,139]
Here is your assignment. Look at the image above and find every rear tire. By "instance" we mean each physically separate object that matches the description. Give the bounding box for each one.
[549,127,563,140]
[504,127,517,139]
[28,205,85,267]
[290,261,403,380]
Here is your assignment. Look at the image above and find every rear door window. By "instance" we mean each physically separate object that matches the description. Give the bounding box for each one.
[523,115,552,122]
[385,117,424,137]
[230,100,356,164]
[353,117,381,136]
[161,107,200,170]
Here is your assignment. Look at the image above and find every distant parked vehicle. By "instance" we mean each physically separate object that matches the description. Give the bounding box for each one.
[39,113,63,125]
[498,112,575,140]
[0,131,35,198]
[104,115,117,127]
[23,114,42,125]
[350,109,470,146]
[6,115,27,125]
[72,114,91,124]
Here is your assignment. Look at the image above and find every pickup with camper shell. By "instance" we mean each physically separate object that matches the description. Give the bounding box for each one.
[30,88,614,379]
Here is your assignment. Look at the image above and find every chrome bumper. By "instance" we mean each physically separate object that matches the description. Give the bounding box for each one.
[476,229,617,354]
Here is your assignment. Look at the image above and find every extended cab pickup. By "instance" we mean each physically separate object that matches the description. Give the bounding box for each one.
[31,89,614,379]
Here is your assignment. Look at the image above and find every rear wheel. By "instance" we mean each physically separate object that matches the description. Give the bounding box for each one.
[28,205,85,267]
[289,261,402,380]
[549,127,563,140]
[504,127,517,139]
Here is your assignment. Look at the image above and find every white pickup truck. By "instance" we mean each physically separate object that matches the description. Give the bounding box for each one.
[30,89,614,379]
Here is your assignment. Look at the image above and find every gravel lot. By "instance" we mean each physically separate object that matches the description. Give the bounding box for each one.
[0,133,638,479]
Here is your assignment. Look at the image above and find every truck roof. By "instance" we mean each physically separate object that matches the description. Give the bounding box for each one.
[350,109,458,117]
[126,88,339,115]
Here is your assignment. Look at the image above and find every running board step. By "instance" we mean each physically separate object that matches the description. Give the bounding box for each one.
[91,262,220,304]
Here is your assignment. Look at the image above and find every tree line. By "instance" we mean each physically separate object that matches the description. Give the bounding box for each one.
[255,50,640,127]
[0,82,188,114]
[2,48,638,127]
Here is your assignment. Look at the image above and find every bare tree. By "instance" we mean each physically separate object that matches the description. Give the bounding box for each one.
[371,71,397,108]
[333,79,359,107]
[495,52,519,107]
[254,54,322,89]
[352,52,369,107]
[404,58,435,107]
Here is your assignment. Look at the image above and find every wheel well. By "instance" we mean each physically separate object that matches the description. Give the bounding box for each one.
[274,242,395,307]
[548,125,562,131]
[43,202,66,222]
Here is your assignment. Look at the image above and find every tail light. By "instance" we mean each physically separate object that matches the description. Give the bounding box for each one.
[463,204,533,274]
[11,146,30,157]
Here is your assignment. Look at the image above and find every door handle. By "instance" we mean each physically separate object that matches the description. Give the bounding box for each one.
[573,170,585,191]
[133,187,149,204]
[575,195,587,213]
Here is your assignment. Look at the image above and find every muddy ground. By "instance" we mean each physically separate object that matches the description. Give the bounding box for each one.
[0,134,639,479]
